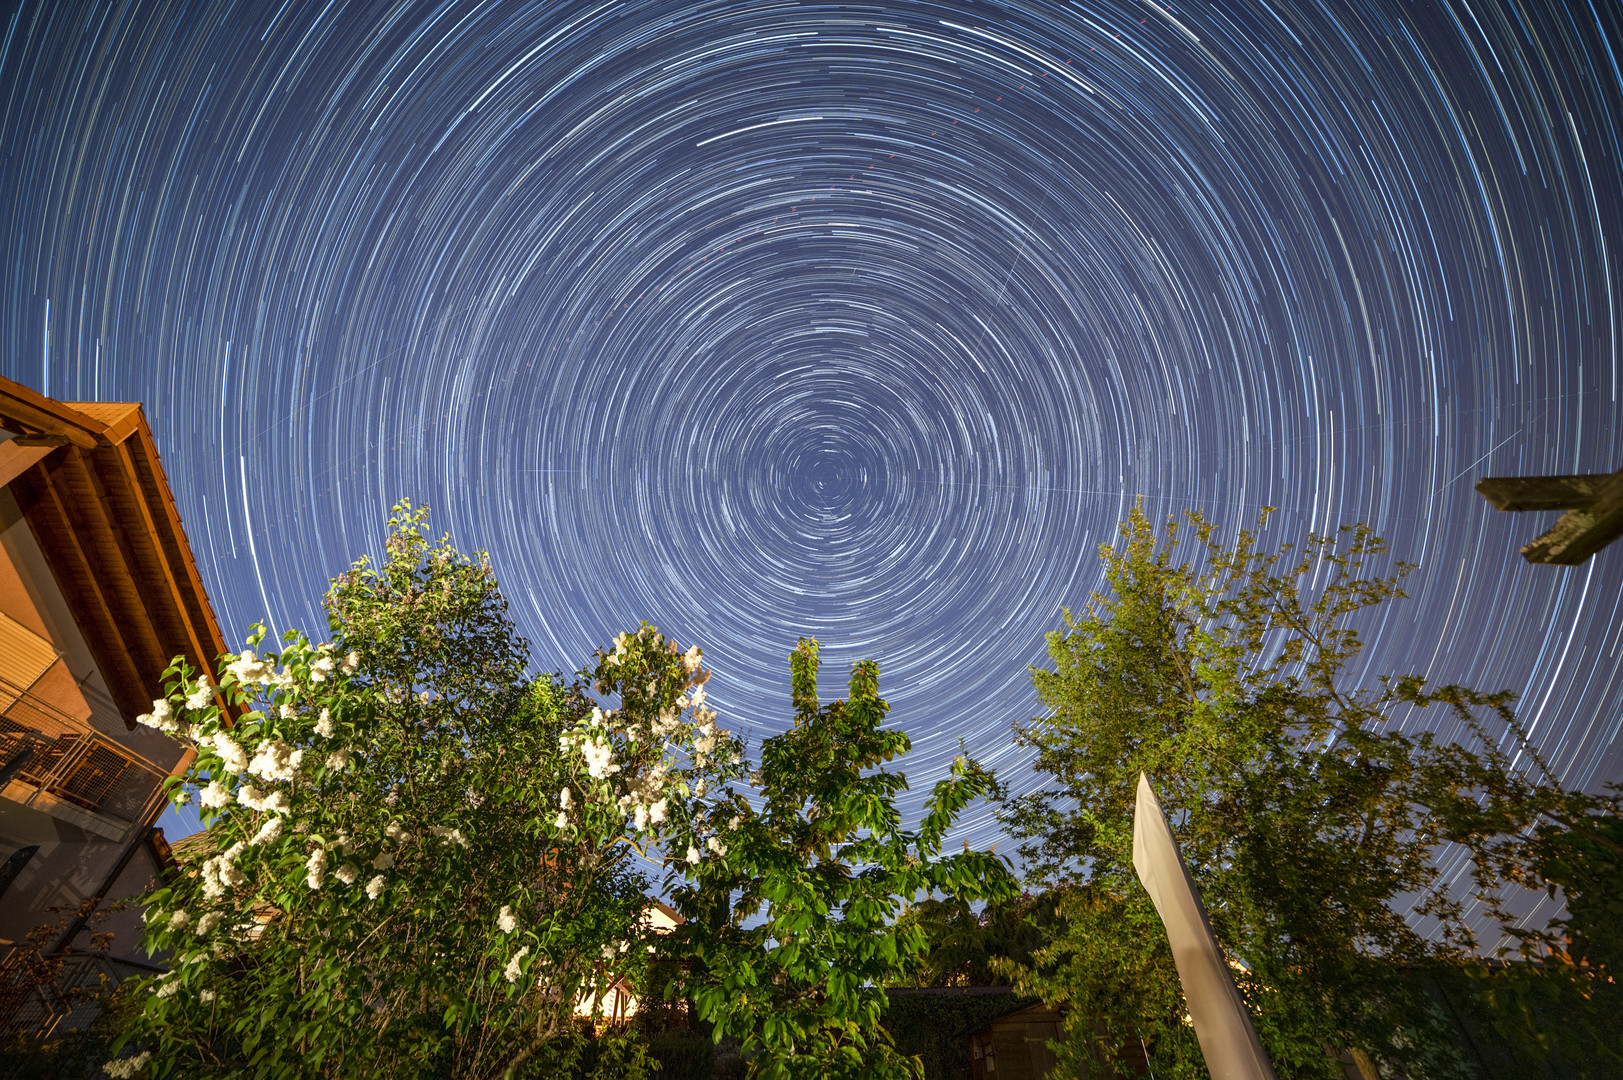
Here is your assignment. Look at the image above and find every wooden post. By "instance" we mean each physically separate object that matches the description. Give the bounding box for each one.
[1476,467,1623,565]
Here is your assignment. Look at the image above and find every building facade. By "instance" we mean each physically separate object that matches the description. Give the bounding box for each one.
[0,376,232,1035]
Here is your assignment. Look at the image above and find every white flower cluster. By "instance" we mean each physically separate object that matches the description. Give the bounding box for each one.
[306,848,328,890]
[197,911,223,936]
[504,945,530,983]
[247,739,303,782]
[135,697,180,734]
[201,842,247,900]
[237,784,290,815]
[315,708,334,738]
[357,821,404,883]
[580,733,619,780]
[624,763,671,833]
[184,680,214,711]
[200,780,232,809]
[226,650,275,685]
[497,904,518,933]
[340,650,360,675]
[651,707,681,738]
[562,630,753,875]
[427,824,469,848]
[684,686,734,766]
[271,668,297,697]
[201,732,249,775]
[250,816,284,846]
[103,1049,152,1078]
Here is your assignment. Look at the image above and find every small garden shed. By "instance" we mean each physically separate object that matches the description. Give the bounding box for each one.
[964,1002,1150,1080]
[965,1002,1063,1080]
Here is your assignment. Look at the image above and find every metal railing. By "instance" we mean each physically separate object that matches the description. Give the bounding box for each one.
[0,684,171,832]
[0,949,161,1040]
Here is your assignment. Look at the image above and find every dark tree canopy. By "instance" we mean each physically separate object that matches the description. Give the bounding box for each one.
[999,505,1616,1079]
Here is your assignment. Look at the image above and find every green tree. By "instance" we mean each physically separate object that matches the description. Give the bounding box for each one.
[1533,808,1623,975]
[663,639,1015,1080]
[999,505,1609,1079]
[889,892,1048,988]
[1460,808,1623,1073]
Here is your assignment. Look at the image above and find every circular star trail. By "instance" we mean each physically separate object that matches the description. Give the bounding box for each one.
[3,0,1620,933]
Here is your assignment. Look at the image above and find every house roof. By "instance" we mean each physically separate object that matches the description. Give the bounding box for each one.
[0,377,240,729]
[165,827,217,869]
[888,986,1019,998]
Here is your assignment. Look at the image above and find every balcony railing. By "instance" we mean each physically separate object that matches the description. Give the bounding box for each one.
[0,949,163,1040]
[1,683,171,836]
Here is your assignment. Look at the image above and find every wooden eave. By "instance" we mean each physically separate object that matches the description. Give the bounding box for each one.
[0,377,242,729]
[1477,466,1623,565]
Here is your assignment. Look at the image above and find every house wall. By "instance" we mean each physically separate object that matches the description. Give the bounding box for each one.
[65,835,172,962]
[988,1015,1055,1080]
[0,485,184,964]
[971,1005,1114,1080]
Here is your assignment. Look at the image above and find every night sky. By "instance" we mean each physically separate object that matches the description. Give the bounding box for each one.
[1,0,1619,933]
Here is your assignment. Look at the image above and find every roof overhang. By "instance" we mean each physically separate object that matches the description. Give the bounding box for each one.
[0,377,241,729]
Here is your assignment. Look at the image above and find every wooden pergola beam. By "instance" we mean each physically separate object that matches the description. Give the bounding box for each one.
[1476,467,1623,565]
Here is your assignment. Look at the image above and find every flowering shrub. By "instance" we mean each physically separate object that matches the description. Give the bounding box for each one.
[111,503,741,1079]
[111,503,1010,1079]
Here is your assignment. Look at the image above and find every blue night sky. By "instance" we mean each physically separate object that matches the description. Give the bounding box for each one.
[1,0,1619,933]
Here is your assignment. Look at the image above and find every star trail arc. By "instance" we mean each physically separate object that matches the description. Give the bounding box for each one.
[1,0,1620,938]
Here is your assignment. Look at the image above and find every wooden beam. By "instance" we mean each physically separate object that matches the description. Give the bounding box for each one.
[121,417,245,724]
[0,440,57,488]
[1477,468,1623,566]
[1475,475,1603,511]
[65,401,141,444]
[101,438,215,679]
[64,450,169,687]
[12,456,151,721]
[0,382,106,449]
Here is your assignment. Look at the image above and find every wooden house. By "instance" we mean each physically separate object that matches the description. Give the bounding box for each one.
[965,1001,1150,1080]
[0,377,232,1036]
